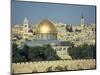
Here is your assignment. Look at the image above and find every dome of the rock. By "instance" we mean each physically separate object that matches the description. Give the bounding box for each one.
[37,19,57,34]
[36,19,57,40]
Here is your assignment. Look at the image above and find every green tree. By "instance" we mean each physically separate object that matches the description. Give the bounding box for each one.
[12,44,60,62]
[68,44,96,59]
[43,44,58,60]
[12,43,27,62]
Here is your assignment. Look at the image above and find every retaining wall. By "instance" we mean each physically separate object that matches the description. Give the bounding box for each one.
[12,59,96,74]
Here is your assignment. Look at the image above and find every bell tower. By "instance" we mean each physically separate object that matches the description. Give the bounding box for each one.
[23,17,29,33]
[81,15,84,28]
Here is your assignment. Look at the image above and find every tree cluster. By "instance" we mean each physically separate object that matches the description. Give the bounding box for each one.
[12,43,60,63]
[68,44,96,59]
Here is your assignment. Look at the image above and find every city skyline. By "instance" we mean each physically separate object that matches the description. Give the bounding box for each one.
[11,0,96,26]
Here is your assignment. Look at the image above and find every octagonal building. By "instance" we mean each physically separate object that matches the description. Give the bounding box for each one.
[36,19,57,40]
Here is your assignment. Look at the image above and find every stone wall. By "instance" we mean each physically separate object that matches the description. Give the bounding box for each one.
[12,59,96,74]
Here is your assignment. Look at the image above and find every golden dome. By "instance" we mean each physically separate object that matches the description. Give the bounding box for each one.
[37,19,57,34]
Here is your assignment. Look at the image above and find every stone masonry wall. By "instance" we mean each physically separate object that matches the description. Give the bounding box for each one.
[12,59,96,74]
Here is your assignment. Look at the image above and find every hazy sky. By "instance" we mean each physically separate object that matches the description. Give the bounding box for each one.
[11,0,96,25]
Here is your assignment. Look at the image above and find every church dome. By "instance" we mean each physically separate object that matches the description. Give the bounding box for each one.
[37,19,57,34]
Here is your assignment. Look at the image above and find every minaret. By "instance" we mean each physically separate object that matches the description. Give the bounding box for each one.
[23,17,29,33]
[81,15,84,27]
